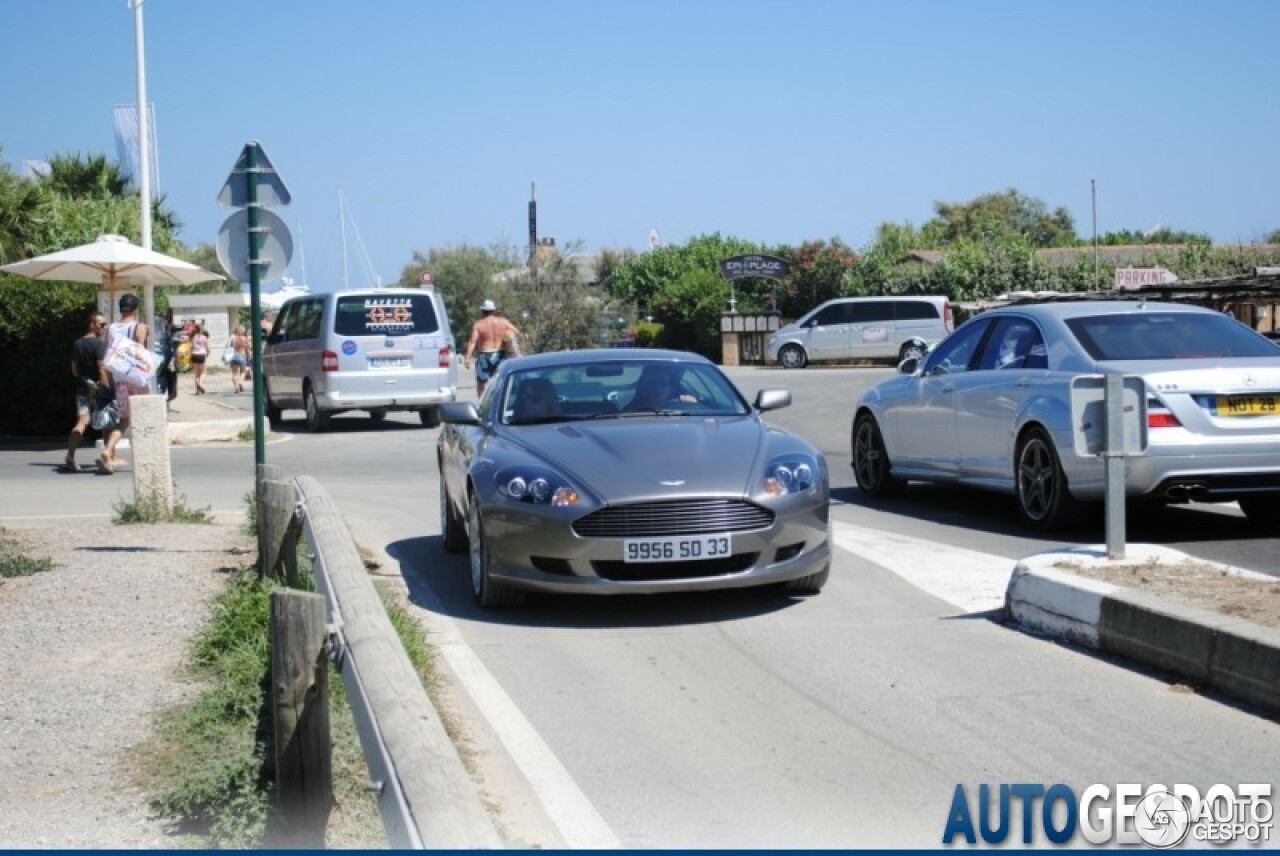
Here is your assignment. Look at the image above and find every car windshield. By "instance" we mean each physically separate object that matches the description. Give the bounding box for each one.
[499,360,751,425]
[1065,312,1280,360]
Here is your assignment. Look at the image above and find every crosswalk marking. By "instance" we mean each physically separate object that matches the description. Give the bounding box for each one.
[830,519,1015,614]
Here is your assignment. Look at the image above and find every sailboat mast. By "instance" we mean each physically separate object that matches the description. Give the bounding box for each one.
[339,189,349,290]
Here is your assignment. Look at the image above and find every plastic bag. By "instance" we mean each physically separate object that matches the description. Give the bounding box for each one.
[104,336,157,388]
[91,400,120,432]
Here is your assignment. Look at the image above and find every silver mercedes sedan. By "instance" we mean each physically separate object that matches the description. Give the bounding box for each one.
[437,349,831,607]
[851,300,1280,531]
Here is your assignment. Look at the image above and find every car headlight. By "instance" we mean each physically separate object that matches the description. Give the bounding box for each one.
[496,466,581,507]
[763,454,819,497]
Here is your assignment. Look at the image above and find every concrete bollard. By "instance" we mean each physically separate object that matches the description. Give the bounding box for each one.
[130,393,173,515]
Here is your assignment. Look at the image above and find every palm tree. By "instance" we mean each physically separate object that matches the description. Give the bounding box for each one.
[44,153,130,199]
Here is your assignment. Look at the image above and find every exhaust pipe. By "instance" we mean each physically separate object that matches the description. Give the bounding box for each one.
[1164,483,1209,501]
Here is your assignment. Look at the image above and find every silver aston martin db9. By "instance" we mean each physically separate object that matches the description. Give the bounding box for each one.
[851,300,1280,531]
[437,349,831,607]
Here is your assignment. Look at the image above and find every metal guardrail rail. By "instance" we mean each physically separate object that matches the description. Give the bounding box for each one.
[275,474,500,849]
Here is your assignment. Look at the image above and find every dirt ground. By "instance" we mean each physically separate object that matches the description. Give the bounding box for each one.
[1052,555,1280,631]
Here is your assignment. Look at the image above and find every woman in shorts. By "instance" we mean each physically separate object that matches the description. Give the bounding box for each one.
[190,324,209,394]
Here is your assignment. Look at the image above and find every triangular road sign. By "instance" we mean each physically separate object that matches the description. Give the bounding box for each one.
[218,140,292,208]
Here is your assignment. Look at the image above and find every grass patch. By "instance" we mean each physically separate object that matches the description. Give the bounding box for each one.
[135,565,272,848]
[134,538,398,848]
[0,529,54,579]
[241,490,259,538]
[114,493,213,525]
[236,426,255,443]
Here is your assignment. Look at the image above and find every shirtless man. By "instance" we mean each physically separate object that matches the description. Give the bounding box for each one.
[463,299,520,397]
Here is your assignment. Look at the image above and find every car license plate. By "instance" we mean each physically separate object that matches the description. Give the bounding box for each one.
[369,356,411,369]
[1214,394,1279,417]
[623,534,732,563]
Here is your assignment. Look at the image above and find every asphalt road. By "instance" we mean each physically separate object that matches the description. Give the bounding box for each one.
[3,366,1277,847]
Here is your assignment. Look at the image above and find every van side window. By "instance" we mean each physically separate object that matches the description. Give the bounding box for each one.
[848,301,893,323]
[808,304,847,327]
[295,299,323,340]
[895,301,940,320]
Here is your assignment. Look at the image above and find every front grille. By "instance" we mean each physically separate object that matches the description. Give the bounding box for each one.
[592,553,758,582]
[572,499,774,538]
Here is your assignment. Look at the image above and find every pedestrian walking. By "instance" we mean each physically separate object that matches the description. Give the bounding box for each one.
[463,299,521,398]
[99,293,150,474]
[228,324,250,393]
[65,310,106,472]
[190,323,209,395]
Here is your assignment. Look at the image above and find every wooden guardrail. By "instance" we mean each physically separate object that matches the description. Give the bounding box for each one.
[257,465,501,849]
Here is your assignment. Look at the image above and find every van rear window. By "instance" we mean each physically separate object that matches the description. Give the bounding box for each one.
[334,294,439,337]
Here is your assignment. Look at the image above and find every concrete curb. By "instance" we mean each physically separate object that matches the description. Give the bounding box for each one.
[1006,550,1280,717]
[168,416,256,445]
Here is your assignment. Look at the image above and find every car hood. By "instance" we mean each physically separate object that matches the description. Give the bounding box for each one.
[508,416,767,499]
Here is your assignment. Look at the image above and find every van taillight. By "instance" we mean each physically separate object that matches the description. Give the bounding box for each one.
[322,350,339,372]
[438,345,452,368]
[943,300,953,331]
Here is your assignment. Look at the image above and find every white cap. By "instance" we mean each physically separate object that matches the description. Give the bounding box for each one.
[481,299,497,312]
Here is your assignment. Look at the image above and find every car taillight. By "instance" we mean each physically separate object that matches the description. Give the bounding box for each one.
[438,345,452,368]
[322,350,339,372]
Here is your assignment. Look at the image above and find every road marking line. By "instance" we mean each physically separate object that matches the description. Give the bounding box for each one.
[830,519,1014,613]
[438,641,621,849]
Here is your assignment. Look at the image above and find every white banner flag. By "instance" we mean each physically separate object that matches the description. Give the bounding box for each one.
[113,104,160,193]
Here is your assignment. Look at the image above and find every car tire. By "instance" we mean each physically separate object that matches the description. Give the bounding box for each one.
[1015,426,1085,530]
[419,406,441,429]
[780,564,829,595]
[778,344,807,370]
[304,383,331,433]
[851,413,906,498]
[1238,497,1280,528]
[263,378,282,428]
[467,496,524,608]
[440,471,468,553]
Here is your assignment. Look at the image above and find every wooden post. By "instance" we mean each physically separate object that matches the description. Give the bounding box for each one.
[270,589,332,847]
[258,464,292,579]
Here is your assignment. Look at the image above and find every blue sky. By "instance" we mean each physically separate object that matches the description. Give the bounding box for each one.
[3,0,1278,290]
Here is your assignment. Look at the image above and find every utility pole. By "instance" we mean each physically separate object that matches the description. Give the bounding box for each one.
[131,0,155,332]
[1092,179,1099,290]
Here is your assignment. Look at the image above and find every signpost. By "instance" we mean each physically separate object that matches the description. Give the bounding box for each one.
[218,141,292,473]
[1070,374,1148,558]
[718,254,790,312]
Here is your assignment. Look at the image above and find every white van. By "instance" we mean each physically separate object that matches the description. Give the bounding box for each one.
[766,295,953,368]
[261,288,458,431]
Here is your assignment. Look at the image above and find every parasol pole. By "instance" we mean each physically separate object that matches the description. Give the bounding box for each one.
[131,0,154,341]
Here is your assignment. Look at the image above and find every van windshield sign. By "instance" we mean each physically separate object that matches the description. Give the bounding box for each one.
[364,297,414,332]
[719,254,790,281]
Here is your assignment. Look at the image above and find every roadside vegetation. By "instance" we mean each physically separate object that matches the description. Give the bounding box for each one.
[131,493,438,848]
[0,528,53,579]
[112,492,213,524]
[5,145,1280,435]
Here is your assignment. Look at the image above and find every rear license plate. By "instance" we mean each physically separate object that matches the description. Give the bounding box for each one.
[623,534,732,563]
[369,357,411,369]
[1214,394,1279,417]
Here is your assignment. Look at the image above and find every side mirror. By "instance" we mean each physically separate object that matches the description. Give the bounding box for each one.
[439,402,482,425]
[754,388,792,412]
[898,357,920,375]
